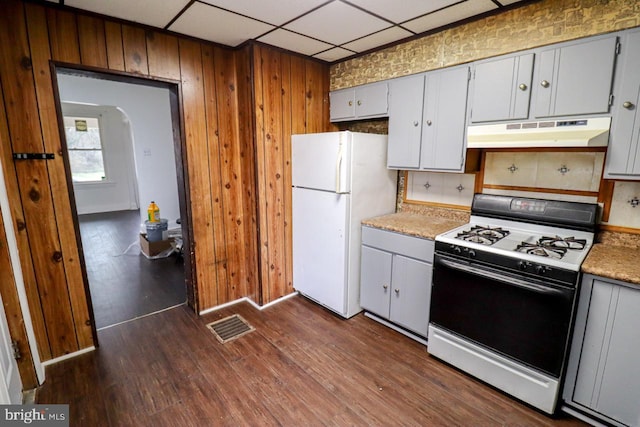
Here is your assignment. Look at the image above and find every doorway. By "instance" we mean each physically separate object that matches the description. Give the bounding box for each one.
[53,67,194,332]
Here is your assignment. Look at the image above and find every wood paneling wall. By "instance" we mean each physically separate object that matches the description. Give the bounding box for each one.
[0,0,322,363]
[250,44,332,304]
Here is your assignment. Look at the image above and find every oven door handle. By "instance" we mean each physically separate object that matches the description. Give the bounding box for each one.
[437,257,568,296]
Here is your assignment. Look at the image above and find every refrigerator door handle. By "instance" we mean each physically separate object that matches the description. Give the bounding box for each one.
[335,142,345,194]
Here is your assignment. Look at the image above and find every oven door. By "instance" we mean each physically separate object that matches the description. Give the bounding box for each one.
[430,254,576,378]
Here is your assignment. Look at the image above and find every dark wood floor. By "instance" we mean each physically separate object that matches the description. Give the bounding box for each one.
[37,296,587,426]
[79,210,186,329]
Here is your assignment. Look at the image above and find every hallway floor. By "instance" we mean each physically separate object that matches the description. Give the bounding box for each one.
[36,296,586,426]
[79,210,186,329]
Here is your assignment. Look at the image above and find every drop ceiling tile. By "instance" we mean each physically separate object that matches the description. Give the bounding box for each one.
[342,26,413,53]
[498,0,526,5]
[403,0,498,34]
[314,47,354,62]
[347,0,459,24]
[200,0,329,26]
[258,29,332,56]
[169,3,274,47]
[285,1,389,46]
[66,0,190,27]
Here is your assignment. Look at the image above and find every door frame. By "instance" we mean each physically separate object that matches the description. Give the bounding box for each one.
[50,63,197,343]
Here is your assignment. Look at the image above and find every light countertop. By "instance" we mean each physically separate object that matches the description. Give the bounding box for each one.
[361,211,467,240]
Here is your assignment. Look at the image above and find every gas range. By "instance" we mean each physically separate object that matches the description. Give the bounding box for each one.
[437,217,594,276]
[435,194,598,285]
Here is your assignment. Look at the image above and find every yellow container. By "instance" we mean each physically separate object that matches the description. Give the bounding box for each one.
[147,201,160,223]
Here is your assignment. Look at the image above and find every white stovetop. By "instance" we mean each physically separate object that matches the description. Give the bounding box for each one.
[436,216,595,272]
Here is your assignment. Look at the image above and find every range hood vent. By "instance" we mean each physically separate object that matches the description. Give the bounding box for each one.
[467,117,611,148]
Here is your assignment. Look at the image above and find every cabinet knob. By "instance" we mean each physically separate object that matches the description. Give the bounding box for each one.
[623,101,635,110]
[357,100,362,106]
[382,284,388,290]
[518,83,528,91]
[540,80,550,88]
[413,121,419,127]
[394,288,400,294]
[348,100,353,106]
[426,120,432,126]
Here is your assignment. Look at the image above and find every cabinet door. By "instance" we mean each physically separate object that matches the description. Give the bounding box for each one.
[605,30,640,178]
[593,284,640,426]
[389,255,432,337]
[421,66,469,171]
[360,246,392,318]
[387,74,425,169]
[470,53,533,123]
[534,36,617,118]
[573,279,640,426]
[330,88,355,121]
[355,82,388,118]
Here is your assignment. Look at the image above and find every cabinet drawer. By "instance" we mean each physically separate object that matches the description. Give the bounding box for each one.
[362,226,434,262]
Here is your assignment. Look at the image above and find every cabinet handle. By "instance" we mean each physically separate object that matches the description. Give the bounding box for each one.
[518,83,528,91]
[623,101,635,110]
[413,121,419,127]
[357,100,362,106]
[382,284,388,290]
[426,120,432,126]
[348,100,353,106]
[540,80,550,88]
[394,288,400,294]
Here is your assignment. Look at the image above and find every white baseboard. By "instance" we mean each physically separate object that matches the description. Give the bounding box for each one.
[199,292,299,316]
[41,346,96,367]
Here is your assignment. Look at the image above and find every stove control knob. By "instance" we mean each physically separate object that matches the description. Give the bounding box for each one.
[468,249,476,258]
[517,261,528,270]
[453,246,462,254]
[535,265,546,275]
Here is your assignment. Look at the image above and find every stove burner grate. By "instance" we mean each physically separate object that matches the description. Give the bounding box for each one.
[538,236,586,250]
[456,226,510,245]
[515,242,567,259]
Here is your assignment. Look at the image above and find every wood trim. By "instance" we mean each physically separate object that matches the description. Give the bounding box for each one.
[403,199,472,212]
[598,179,615,223]
[599,224,640,234]
[477,147,608,153]
[482,184,599,198]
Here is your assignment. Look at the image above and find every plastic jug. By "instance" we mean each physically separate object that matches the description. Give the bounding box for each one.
[147,201,160,223]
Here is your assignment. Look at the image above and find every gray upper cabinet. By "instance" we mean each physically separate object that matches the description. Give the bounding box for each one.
[533,36,618,118]
[605,28,640,179]
[469,53,534,123]
[387,74,425,169]
[329,81,389,122]
[564,275,640,427]
[420,66,470,171]
[387,65,469,172]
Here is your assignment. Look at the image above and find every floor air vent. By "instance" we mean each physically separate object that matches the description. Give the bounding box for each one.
[207,314,254,343]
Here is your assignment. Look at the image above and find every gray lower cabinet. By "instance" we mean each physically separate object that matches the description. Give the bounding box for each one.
[387,65,469,172]
[605,28,640,179]
[563,274,640,427]
[360,226,434,337]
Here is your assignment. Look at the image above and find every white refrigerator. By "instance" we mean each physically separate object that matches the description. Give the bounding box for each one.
[291,131,397,318]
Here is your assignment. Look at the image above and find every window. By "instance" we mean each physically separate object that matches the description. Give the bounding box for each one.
[63,115,106,182]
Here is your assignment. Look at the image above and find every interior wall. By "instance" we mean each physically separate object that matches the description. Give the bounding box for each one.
[330,0,640,89]
[61,103,139,216]
[58,76,179,228]
[249,44,332,304]
[0,0,262,360]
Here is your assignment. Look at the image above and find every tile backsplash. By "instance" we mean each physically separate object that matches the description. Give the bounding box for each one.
[606,181,640,229]
[483,152,605,193]
[405,171,475,207]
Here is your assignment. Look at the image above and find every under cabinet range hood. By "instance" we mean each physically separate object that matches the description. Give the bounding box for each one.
[467,117,611,148]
